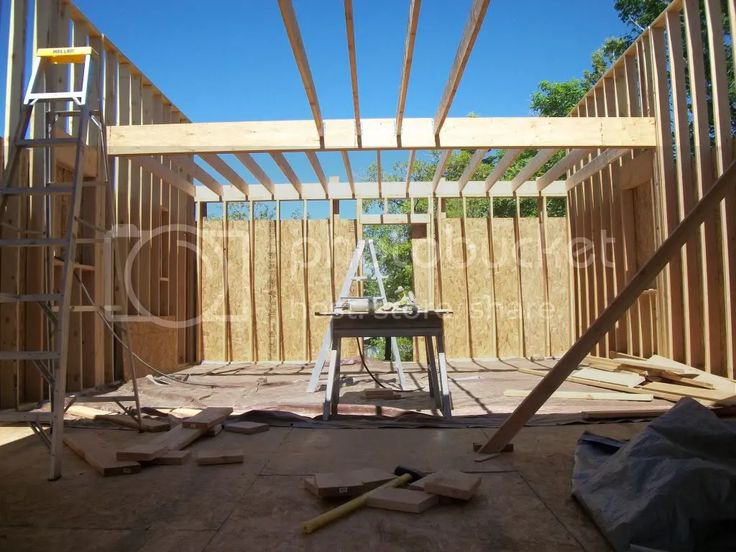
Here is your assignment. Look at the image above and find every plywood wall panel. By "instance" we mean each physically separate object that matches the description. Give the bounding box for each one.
[200,220,226,360]
[518,219,546,357]
[492,219,522,358]
[437,218,470,358]
[332,219,358,358]
[546,218,572,355]
[307,220,333,360]
[280,220,307,361]
[464,218,495,358]
[227,220,252,361]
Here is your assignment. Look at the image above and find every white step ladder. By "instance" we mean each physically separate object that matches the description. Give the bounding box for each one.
[0,47,142,480]
[307,239,406,392]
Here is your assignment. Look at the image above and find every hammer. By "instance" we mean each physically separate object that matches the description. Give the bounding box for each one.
[302,466,426,534]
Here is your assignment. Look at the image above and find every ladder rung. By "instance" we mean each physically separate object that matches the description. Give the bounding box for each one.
[17,137,78,148]
[0,351,60,361]
[70,395,136,404]
[0,238,67,247]
[0,186,74,196]
[27,92,84,103]
[0,293,62,304]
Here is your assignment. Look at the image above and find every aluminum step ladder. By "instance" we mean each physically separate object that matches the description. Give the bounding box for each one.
[307,239,406,393]
[0,47,142,480]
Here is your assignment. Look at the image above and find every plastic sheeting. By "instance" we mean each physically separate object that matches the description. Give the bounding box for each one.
[572,398,736,551]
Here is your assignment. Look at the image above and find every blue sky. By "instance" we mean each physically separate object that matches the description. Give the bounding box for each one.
[1,0,628,205]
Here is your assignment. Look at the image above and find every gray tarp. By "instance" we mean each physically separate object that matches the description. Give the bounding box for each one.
[572,398,736,551]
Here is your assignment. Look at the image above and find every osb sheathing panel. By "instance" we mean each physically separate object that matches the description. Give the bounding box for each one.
[200,220,226,360]
[437,218,470,358]
[464,218,496,359]
[410,224,430,364]
[280,220,307,361]
[227,220,252,361]
[546,217,571,356]
[332,219,358,358]
[123,316,179,377]
[307,220,332,360]
[253,221,279,361]
[492,219,522,358]
[518,219,546,357]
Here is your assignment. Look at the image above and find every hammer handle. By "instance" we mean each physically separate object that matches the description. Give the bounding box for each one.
[302,472,412,534]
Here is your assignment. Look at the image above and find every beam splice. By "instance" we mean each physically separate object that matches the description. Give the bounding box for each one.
[341,151,356,197]
[306,151,328,193]
[234,153,275,196]
[271,152,303,196]
[565,148,630,191]
[107,117,656,155]
[396,0,422,140]
[134,156,196,197]
[278,0,324,140]
[478,158,736,454]
[536,148,594,191]
[171,155,224,197]
[457,149,487,193]
[405,149,416,195]
[200,153,249,197]
[510,148,558,192]
[433,0,491,135]
[432,149,451,192]
[484,148,522,192]
[344,0,361,146]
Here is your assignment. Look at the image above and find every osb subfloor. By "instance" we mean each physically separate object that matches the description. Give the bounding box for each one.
[0,359,671,551]
[114,357,673,418]
[0,420,648,551]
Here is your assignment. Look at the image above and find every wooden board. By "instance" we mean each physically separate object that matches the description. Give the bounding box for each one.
[438,218,470,357]
[123,316,179,378]
[200,220,226,360]
[195,450,244,465]
[307,220,332,360]
[150,449,190,465]
[518,218,546,357]
[416,470,481,500]
[224,421,269,434]
[253,220,279,360]
[280,220,307,360]
[182,407,233,429]
[64,431,141,477]
[573,367,645,388]
[332,219,358,358]
[366,487,438,513]
[227,220,253,361]
[464,218,495,358]
[546,217,571,355]
[503,389,653,401]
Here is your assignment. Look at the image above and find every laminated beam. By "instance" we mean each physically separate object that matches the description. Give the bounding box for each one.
[433,0,491,135]
[108,117,656,155]
[278,0,324,140]
[396,0,421,140]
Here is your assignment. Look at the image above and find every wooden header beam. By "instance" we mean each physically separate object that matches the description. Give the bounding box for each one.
[108,117,657,156]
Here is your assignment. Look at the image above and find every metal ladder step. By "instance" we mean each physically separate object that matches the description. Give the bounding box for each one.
[0,186,74,196]
[0,238,67,247]
[0,293,63,304]
[0,351,61,361]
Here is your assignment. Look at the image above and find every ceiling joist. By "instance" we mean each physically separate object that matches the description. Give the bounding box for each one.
[432,149,452,191]
[344,0,361,146]
[396,0,422,141]
[170,155,224,197]
[535,148,595,191]
[458,149,488,192]
[484,148,522,192]
[565,148,631,190]
[234,153,275,196]
[305,151,328,193]
[433,0,491,136]
[341,151,356,197]
[510,148,558,192]
[270,152,303,196]
[200,153,249,197]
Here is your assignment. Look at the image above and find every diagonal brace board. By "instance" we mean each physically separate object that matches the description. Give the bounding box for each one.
[478,158,736,453]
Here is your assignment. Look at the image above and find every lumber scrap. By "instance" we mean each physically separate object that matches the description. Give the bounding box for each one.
[150,450,190,465]
[64,431,141,476]
[195,450,245,465]
[182,407,233,430]
[573,367,645,388]
[640,382,736,406]
[224,421,269,434]
[503,390,653,402]
[413,471,481,500]
[66,405,169,432]
[581,408,670,421]
[116,424,206,462]
[366,487,438,513]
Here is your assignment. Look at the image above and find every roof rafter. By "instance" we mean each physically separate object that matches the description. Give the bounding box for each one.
[234,153,275,196]
[565,148,630,190]
[510,148,558,192]
[277,0,324,142]
[344,0,361,146]
[134,156,196,197]
[305,151,328,193]
[396,0,422,141]
[433,0,491,136]
[457,149,488,192]
[200,153,249,197]
[270,152,303,196]
[170,154,224,197]
[432,149,452,192]
[484,148,522,192]
[535,148,595,191]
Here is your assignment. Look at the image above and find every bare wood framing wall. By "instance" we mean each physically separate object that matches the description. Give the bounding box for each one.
[198,197,572,362]
[1,0,197,409]
[569,0,735,378]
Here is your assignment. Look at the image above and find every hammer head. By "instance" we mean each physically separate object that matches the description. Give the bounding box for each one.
[394,466,427,482]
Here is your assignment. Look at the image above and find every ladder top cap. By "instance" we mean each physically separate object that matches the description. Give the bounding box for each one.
[36,46,96,63]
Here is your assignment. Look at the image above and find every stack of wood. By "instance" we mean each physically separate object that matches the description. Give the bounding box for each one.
[64,407,270,476]
[516,353,736,408]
